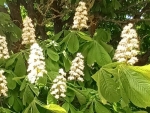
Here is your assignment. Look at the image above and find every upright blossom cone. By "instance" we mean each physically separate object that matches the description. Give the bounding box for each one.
[0,70,8,97]
[22,16,36,45]
[27,43,47,83]
[68,53,84,82]
[50,69,67,99]
[72,1,88,30]
[0,36,10,59]
[113,23,139,65]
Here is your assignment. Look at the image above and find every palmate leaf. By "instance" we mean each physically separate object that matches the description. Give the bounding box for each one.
[92,67,121,103]
[59,32,79,53]
[119,65,150,108]
[87,41,112,66]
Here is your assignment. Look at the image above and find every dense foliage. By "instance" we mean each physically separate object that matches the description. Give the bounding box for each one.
[0,0,150,113]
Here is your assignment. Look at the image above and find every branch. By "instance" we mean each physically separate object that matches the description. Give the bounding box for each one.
[133,2,150,19]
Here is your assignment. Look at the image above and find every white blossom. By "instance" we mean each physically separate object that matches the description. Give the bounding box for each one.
[0,36,10,59]
[113,23,139,65]
[50,69,67,99]
[72,1,88,30]
[68,53,84,82]
[27,43,47,83]
[0,70,8,97]
[22,16,36,45]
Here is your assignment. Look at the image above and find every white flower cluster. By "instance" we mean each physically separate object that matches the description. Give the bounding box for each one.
[68,53,84,82]
[72,1,88,30]
[113,23,139,65]
[0,36,10,59]
[27,43,47,83]
[0,70,8,97]
[22,16,36,45]
[50,69,66,99]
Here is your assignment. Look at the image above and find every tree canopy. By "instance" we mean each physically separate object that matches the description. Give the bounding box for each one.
[0,0,150,113]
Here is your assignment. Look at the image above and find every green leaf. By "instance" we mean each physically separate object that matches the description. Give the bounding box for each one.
[76,31,93,41]
[31,101,40,113]
[47,91,57,104]
[69,104,76,113]
[8,95,14,106]
[134,111,148,113]
[44,104,67,113]
[84,103,94,113]
[94,29,111,43]
[51,30,63,41]
[87,41,112,66]
[129,65,150,80]
[94,100,110,113]
[45,57,59,71]
[5,53,18,68]
[63,57,71,72]
[47,49,59,61]
[29,84,39,96]
[14,54,26,76]
[119,65,150,108]
[92,68,120,102]
[6,73,16,90]
[0,107,13,113]
[68,32,79,53]
[20,79,27,91]
[13,98,23,112]
[62,102,69,112]
[112,0,121,10]
[0,0,5,6]
[87,42,95,65]
[74,89,87,105]
[37,74,47,85]
[23,85,34,105]
[98,40,114,55]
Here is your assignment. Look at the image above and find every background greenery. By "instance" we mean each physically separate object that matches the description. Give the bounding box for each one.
[0,0,150,113]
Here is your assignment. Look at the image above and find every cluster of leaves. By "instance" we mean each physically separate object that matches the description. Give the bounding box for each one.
[0,25,149,113]
[0,0,150,113]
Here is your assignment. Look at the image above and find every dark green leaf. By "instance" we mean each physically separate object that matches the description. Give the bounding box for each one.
[23,85,34,105]
[14,54,26,76]
[13,98,23,112]
[7,74,16,90]
[112,0,121,10]
[94,29,111,43]
[68,33,79,53]
[8,95,14,106]
[5,53,18,68]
